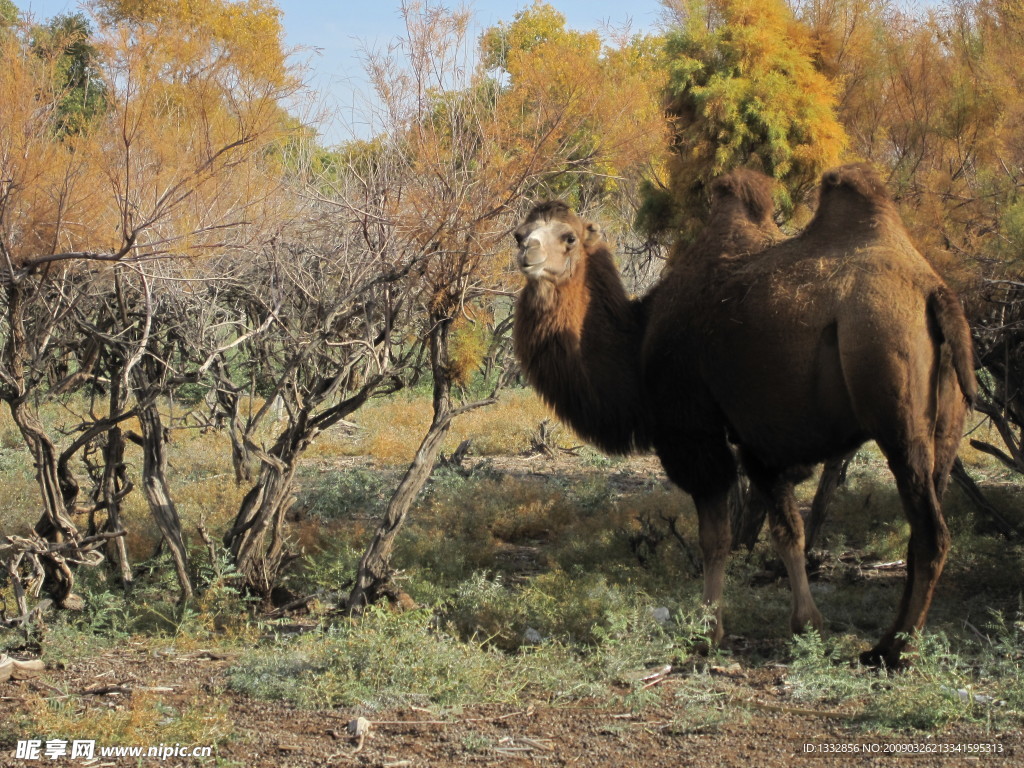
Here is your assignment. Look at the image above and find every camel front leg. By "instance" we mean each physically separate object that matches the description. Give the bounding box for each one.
[695,491,732,645]
[766,480,824,635]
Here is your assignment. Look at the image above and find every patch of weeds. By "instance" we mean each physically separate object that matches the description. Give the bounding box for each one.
[0,708,34,750]
[442,570,712,710]
[577,446,614,469]
[289,540,364,597]
[864,633,980,731]
[445,570,647,650]
[787,630,875,707]
[665,668,738,734]
[787,629,1010,732]
[189,547,259,640]
[229,606,530,711]
[41,546,259,664]
[41,576,134,664]
[461,732,494,753]
[296,466,392,521]
[968,605,1024,713]
[20,690,232,749]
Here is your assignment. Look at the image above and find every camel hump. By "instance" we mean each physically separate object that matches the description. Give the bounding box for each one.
[928,287,978,406]
[582,221,604,250]
[809,163,902,235]
[820,162,893,203]
[698,167,783,256]
[709,167,777,228]
[524,199,581,229]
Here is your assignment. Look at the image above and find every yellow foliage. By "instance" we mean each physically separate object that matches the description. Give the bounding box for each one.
[0,30,93,265]
[447,312,491,388]
[657,0,847,238]
[24,690,231,748]
[0,0,299,271]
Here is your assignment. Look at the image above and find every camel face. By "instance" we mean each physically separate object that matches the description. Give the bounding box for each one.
[514,218,581,283]
[514,202,590,284]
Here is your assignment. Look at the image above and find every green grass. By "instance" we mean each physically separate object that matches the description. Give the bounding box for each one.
[786,616,1024,732]
[3,391,1024,738]
[228,593,710,712]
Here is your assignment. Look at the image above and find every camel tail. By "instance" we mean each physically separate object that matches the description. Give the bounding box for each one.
[929,287,978,407]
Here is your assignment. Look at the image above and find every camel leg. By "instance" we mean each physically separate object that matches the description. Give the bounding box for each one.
[694,491,732,644]
[771,482,824,635]
[745,462,823,635]
[863,451,950,669]
[656,436,737,646]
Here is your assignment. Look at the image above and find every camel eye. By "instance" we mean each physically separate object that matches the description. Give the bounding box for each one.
[564,233,577,245]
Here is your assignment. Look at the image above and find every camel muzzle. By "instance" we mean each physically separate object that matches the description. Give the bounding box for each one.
[517,243,547,276]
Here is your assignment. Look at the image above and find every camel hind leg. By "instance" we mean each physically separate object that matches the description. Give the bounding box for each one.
[859,362,953,667]
[865,356,966,667]
[838,312,958,667]
[862,442,950,668]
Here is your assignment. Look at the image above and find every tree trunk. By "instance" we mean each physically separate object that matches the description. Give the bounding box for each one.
[2,282,82,608]
[135,399,193,601]
[101,421,134,588]
[729,471,768,552]
[950,456,1021,539]
[223,380,383,600]
[347,311,496,613]
[212,357,253,485]
[224,448,300,600]
[9,400,82,607]
[346,409,454,612]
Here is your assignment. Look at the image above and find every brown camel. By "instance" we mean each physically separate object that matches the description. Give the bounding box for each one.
[513,163,976,667]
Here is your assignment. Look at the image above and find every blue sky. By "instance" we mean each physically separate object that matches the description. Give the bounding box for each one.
[19,1,667,142]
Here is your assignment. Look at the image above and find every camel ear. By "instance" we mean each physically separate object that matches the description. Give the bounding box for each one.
[583,221,603,249]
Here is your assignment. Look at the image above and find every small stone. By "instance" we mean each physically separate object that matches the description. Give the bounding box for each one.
[523,627,543,645]
[650,606,671,625]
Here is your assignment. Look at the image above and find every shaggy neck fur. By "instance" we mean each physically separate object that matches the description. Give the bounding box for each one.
[514,244,650,454]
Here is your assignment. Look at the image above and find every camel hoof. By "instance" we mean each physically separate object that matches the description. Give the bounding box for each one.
[791,615,824,636]
[859,647,909,671]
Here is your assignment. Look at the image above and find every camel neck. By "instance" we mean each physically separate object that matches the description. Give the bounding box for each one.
[514,247,649,455]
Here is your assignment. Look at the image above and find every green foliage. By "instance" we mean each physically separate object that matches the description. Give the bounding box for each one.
[296,466,392,521]
[229,606,532,710]
[31,13,108,136]
[230,578,712,712]
[0,0,16,28]
[443,570,710,664]
[788,625,1023,732]
[1001,198,1024,263]
[646,0,846,243]
[480,0,600,74]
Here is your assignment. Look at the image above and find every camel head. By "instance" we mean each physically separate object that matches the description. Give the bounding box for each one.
[514,201,602,285]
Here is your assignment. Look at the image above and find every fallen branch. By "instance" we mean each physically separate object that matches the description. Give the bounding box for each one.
[951,457,1021,539]
[1,531,126,629]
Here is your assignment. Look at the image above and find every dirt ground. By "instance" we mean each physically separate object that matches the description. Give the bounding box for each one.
[2,646,1020,768]
[3,453,1021,766]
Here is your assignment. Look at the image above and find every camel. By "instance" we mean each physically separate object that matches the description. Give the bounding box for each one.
[513,163,976,667]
